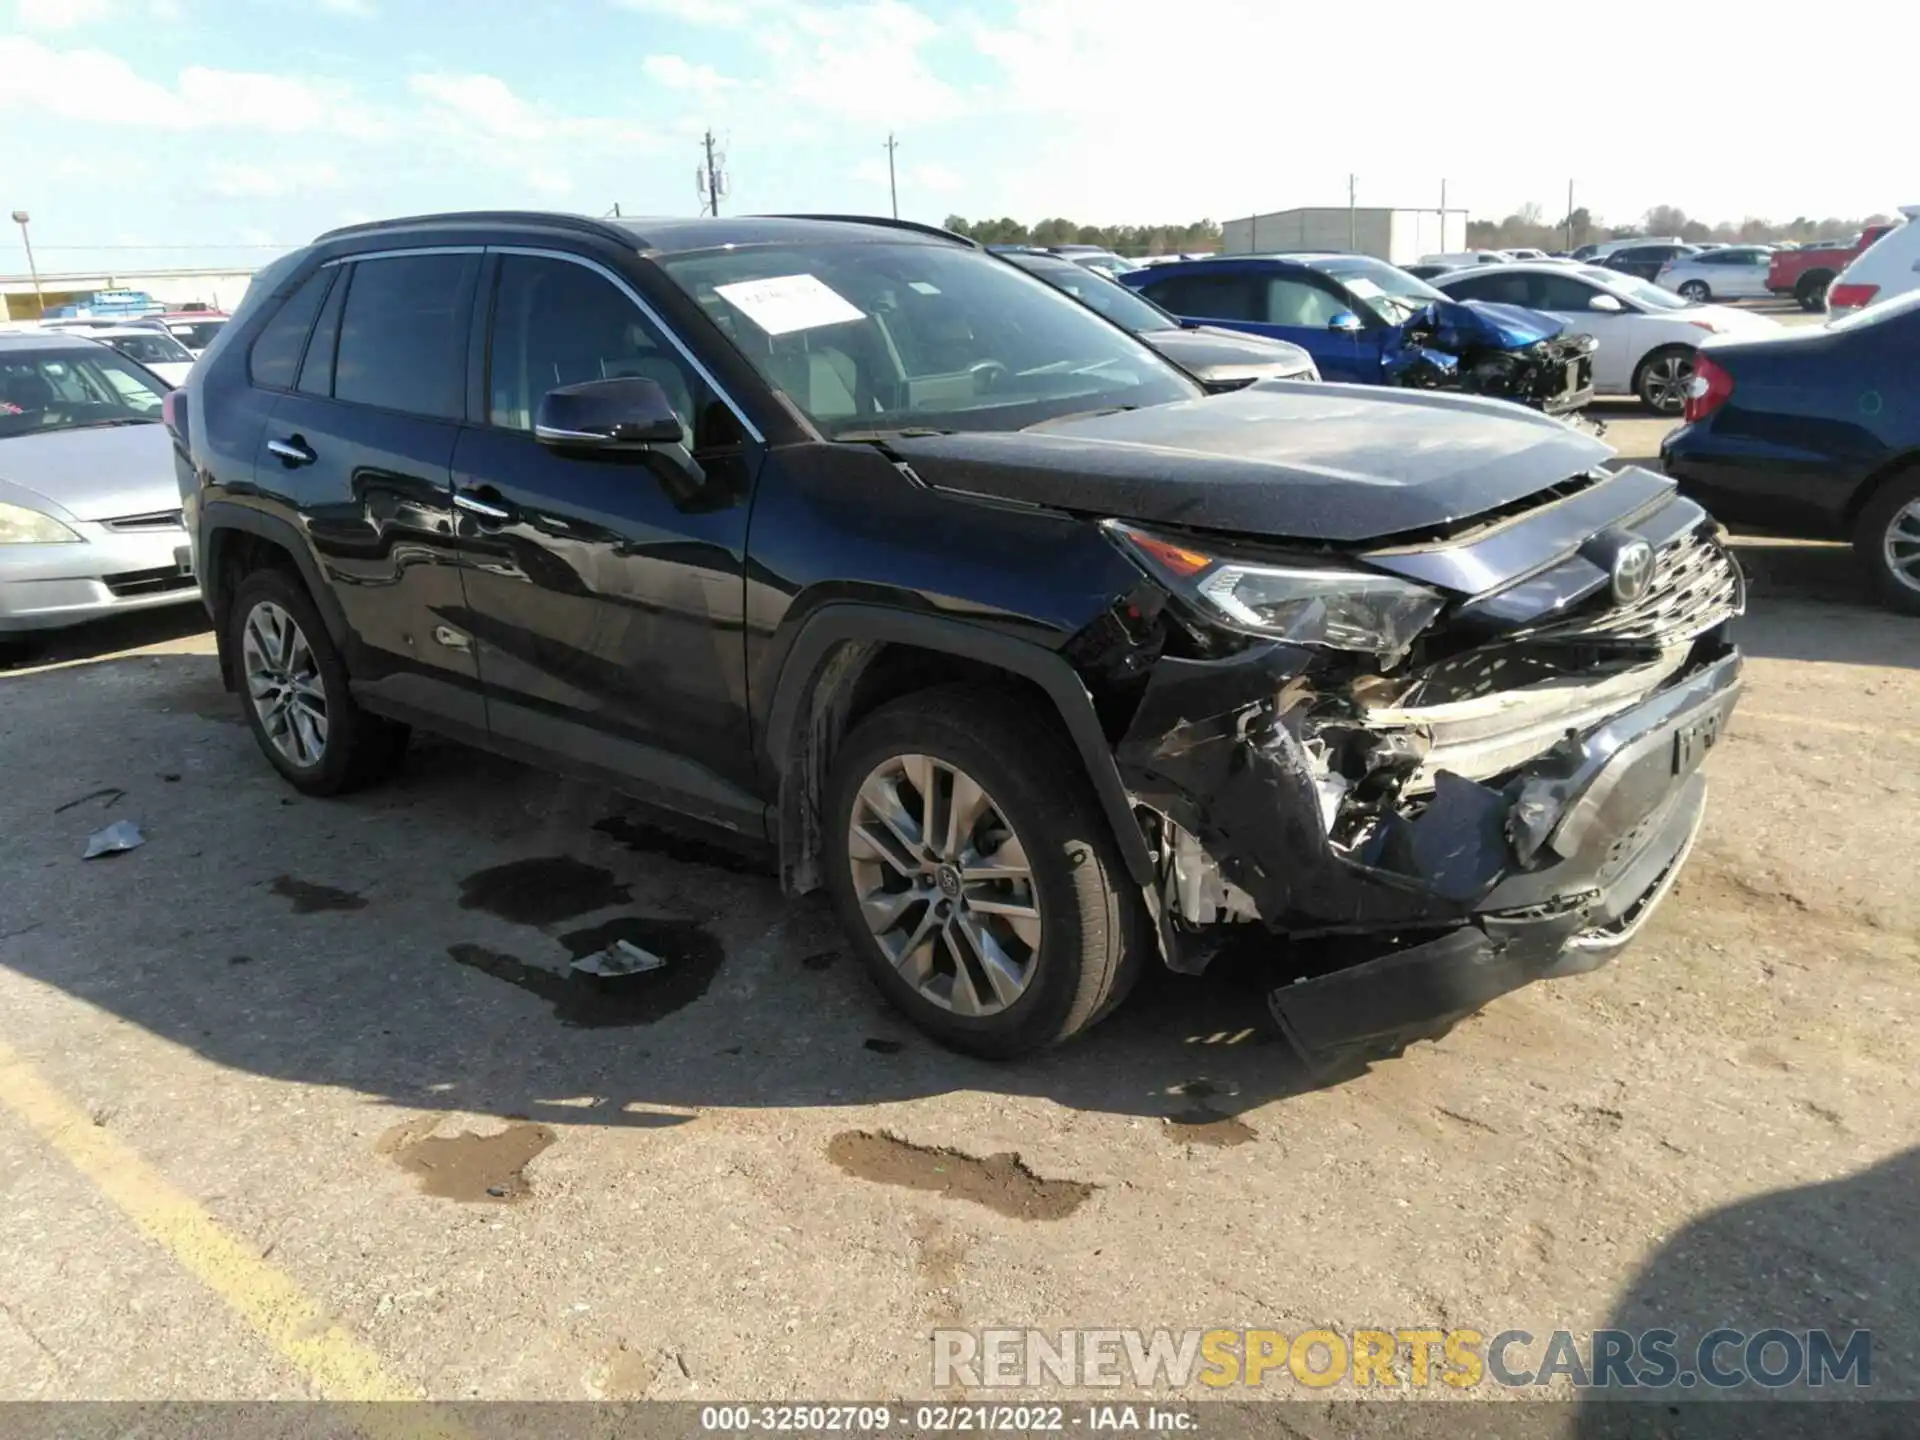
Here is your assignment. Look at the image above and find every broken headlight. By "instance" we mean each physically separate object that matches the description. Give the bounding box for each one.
[1107,521,1444,659]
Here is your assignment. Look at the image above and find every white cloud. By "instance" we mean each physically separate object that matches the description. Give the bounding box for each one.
[642,53,737,97]
[14,0,111,29]
[913,162,960,195]
[318,0,374,12]
[613,0,765,25]
[770,0,960,123]
[206,160,342,199]
[408,72,652,149]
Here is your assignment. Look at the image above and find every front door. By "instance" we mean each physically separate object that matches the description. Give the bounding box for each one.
[250,249,486,732]
[449,249,766,833]
[1520,271,1641,393]
[1245,273,1382,382]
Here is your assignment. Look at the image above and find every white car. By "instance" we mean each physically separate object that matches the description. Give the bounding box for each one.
[1419,250,1512,267]
[1827,205,1920,319]
[1431,262,1780,413]
[1654,246,1774,302]
[84,327,196,387]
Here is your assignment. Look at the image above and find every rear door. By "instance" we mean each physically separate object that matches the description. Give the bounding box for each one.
[252,248,485,732]
[447,248,766,832]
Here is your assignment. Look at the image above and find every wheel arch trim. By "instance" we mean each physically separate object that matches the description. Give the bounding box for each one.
[762,603,1156,892]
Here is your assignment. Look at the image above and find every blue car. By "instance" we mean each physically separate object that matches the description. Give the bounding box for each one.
[1123,254,1596,415]
[1661,289,1920,612]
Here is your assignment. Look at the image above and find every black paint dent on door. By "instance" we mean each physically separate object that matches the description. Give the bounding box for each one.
[450,248,765,832]
[254,248,486,732]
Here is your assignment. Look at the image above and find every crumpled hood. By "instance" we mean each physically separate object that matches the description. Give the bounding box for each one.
[0,422,178,521]
[889,383,1614,543]
[1413,299,1566,351]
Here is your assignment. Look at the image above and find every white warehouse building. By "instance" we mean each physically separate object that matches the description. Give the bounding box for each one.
[1221,207,1467,265]
[0,267,258,322]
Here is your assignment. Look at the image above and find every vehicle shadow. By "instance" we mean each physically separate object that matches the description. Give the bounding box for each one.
[0,604,211,673]
[1574,1147,1918,1434]
[1,651,1335,1135]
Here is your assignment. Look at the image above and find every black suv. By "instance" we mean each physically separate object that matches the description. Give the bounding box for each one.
[173,212,1743,1069]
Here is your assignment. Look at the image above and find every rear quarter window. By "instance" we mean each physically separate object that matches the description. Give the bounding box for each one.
[247,268,335,390]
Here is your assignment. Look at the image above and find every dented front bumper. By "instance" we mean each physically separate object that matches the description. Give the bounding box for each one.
[1118,640,1741,1074]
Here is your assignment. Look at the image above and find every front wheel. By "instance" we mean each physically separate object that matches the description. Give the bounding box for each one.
[1678,279,1711,302]
[1633,346,1696,415]
[1853,472,1920,616]
[824,684,1146,1058]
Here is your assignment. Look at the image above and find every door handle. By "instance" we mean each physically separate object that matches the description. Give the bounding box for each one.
[266,436,316,467]
[454,489,515,524]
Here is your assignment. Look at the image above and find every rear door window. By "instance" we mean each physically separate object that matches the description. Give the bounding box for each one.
[331,253,480,420]
[1445,272,1532,306]
[247,268,334,390]
[1140,273,1260,322]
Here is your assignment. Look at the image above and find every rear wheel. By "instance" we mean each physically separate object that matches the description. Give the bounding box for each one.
[1796,271,1832,311]
[1633,345,1695,415]
[229,568,408,795]
[1678,279,1711,302]
[1853,472,1920,616]
[825,684,1146,1058]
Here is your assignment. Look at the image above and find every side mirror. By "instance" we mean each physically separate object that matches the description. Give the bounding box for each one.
[534,376,684,448]
[533,376,709,503]
[1328,311,1363,333]
[1588,294,1626,313]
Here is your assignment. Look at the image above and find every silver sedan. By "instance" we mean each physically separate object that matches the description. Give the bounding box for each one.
[0,332,199,633]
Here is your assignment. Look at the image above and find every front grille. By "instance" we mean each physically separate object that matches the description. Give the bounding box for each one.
[1527,526,1742,646]
[104,566,196,598]
[102,510,185,532]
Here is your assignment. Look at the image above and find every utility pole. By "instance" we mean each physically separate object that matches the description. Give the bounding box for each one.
[1347,174,1357,251]
[1440,178,1447,251]
[10,210,42,314]
[884,132,900,219]
[1566,178,1575,251]
[705,130,722,217]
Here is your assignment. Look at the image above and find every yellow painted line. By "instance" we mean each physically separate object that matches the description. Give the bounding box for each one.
[0,1041,465,1435]
[1739,710,1920,745]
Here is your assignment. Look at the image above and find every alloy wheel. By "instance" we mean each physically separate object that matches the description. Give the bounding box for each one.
[1680,281,1709,302]
[1882,501,1920,595]
[846,752,1042,1017]
[1641,353,1694,414]
[242,600,328,767]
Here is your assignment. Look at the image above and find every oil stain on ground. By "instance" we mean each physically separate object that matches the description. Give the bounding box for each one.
[446,915,723,1028]
[826,1130,1094,1221]
[270,875,368,914]
[1163,1078,1256,1148]
[457,856,631,927]
[593,812,771,876]
[377,1118,556,1202]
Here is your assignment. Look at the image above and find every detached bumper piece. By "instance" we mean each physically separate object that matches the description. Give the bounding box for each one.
[1269,651,1739,1074]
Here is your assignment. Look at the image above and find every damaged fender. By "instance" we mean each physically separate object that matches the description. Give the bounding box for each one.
[1382,299,1598,415]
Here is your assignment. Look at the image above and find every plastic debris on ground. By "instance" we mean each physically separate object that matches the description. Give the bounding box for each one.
[570,938,667,979]
[82,820,145,860]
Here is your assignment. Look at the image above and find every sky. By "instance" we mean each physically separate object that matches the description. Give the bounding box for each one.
[1,0,1912,276]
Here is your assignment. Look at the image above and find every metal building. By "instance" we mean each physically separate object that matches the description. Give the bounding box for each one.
[1221,207,1466,265]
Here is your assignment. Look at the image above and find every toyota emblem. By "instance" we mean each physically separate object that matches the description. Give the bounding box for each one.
[1611,539,1656,605]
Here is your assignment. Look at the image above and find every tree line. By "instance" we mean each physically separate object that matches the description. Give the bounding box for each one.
[1470,203,1900,253]
[943,215,1223,254]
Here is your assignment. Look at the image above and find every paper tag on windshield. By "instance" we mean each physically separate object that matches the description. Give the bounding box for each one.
[713,274,865,336]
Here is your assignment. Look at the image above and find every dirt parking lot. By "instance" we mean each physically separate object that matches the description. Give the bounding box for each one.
[3,351,1916,1411]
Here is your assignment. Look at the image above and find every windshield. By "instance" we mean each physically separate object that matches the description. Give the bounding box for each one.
[0,347,169,437]
[1578,267,1690,310]
[1006,257,1178,333]
[1316,258,1448,323]
[106,333,194,366]
[657,241,1200,437]
[167,320,227,350]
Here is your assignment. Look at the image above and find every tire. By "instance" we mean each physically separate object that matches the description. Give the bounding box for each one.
[824,683,1147,1059]
[1633,345,1696,416]
[1852,471,1920,616]
[1796,271,1832,311]
[1678,279,1711,302]
[228,567,409,795]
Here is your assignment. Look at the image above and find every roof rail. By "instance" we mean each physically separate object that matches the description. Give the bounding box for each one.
[311,210,637,245]
[768,214,978,248]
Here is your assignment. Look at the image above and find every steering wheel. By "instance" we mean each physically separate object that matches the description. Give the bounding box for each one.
[968,360,1009,393]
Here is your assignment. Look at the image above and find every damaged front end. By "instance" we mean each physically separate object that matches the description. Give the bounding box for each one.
[1383,299,1598,417]
[1072,468,1743,1075]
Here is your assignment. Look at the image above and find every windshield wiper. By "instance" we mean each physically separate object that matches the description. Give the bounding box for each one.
[835,426,955,441]
[1021,405,1138,430]
[71,416,162,427]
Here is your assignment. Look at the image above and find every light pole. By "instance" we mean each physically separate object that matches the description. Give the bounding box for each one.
[10,210,43,315]
[884,133,900,220]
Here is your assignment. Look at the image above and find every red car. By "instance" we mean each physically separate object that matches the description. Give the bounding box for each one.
[1767,226,1894,310]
